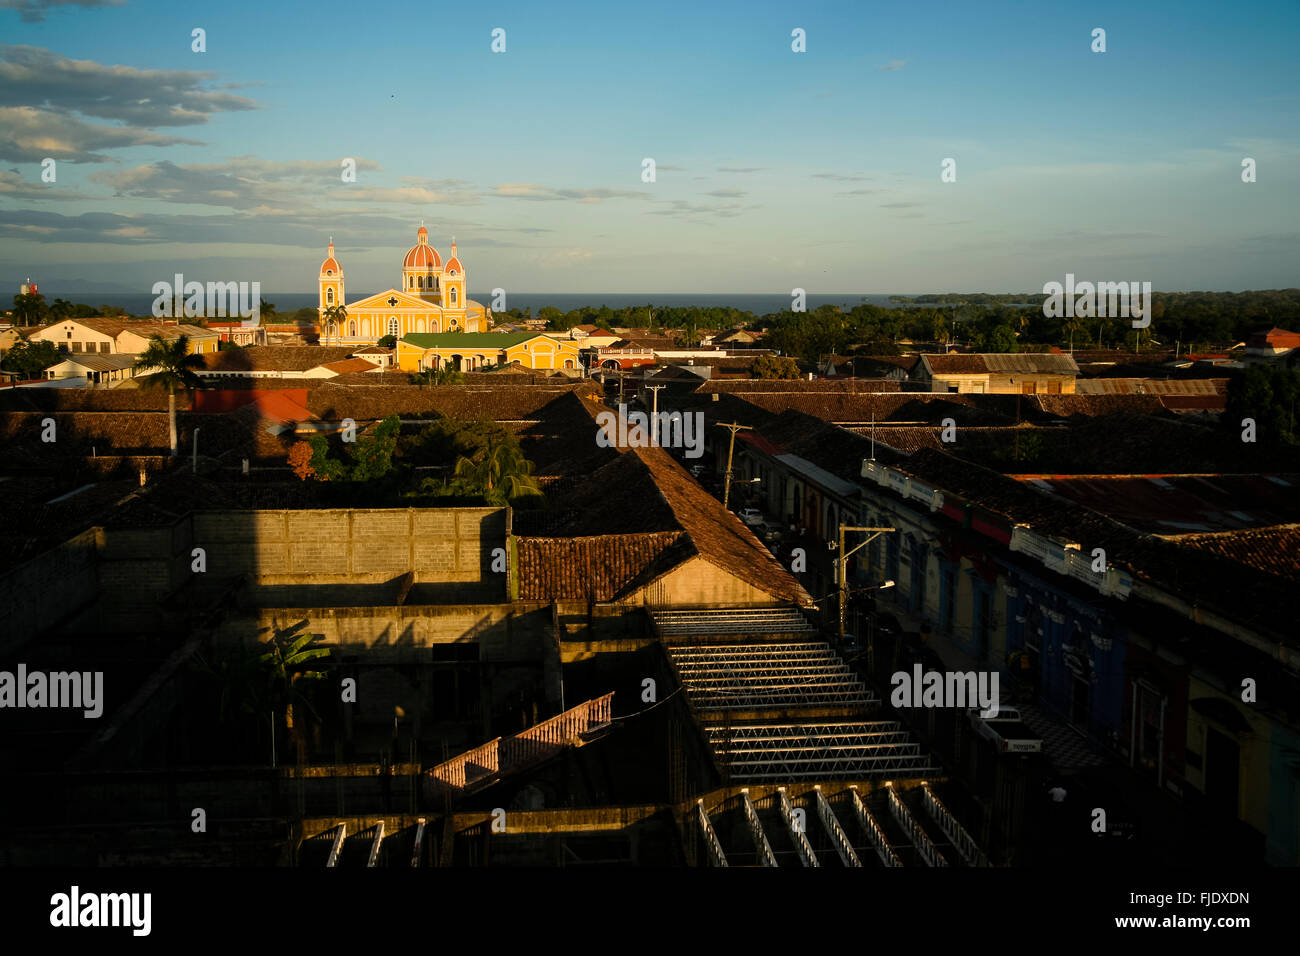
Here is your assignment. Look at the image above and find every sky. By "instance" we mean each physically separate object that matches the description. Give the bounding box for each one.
[1,0,1297,296]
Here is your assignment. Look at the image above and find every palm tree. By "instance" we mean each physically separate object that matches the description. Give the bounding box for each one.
[322,304,347,345]
[133,334,205,457]
[451,437,541,505]
[257,621,331,748]
[50,298,73,321]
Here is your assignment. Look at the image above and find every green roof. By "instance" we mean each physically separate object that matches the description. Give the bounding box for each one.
[400,332,539,349]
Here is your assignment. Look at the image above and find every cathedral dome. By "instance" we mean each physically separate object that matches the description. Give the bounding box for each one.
[444,256,463,275]
[404,225,441,269]
[320,239,342,275]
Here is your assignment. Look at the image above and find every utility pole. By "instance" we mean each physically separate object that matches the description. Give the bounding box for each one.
[835,525,895,675]
[718,422,752,511]
[646,384,666,446]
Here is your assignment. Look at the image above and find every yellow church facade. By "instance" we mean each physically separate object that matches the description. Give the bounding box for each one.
[317,225,489,344]
[396,332,582,372]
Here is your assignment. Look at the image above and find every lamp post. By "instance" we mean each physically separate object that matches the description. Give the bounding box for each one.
[833,525,895,675]
[718,421,752,511]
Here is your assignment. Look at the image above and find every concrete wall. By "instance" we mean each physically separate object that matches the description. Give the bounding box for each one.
[630,557,782,608]
[191,507,505,585]
[216,603,550,661]
[0,528,100,654]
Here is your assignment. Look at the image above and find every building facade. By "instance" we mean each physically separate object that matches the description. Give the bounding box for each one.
[318,226,490,345]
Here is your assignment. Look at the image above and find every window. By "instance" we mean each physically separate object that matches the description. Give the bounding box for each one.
[1021,381,1037,395]
[417,276,424,289]
[349,320,357,337]
[1047,380,1062,395]
[99,341,109,353]
[450,288,458,305]
[326,288,334,305]
[388,317,399,337]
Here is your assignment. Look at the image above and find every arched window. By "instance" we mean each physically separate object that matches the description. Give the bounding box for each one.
[417,276,424,289]
[326,288,334,305]
[388,317,399,338]
[349,320,357,337]
[450,288,458,305]
[326,269,333,276]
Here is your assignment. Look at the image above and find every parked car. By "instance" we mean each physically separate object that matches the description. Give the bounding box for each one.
[736,508,764,527]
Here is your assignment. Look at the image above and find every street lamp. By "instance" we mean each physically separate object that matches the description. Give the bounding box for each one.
[834,525,896,674]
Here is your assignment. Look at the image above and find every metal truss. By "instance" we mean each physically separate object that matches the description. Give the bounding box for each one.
[741,789,778,867]
[669,642,833,661]
[365,821,385,868]
[683,682,872,712]
[652,608,815,636]
[696,800,729,867]
[922,783,989,867]
[324,824,345,868]
[719,745,935,782]
[410,819,426,868]
[850,787,901,867]
[778,788,819,867]
[887,785,947,868]
[706,722,909,749]
[814,786,862,867]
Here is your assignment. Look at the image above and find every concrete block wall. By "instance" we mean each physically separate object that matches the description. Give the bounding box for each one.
[0,529,100,655]
[188,507,506,585]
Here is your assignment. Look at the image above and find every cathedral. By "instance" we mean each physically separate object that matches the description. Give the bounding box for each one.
[317,224,489,344]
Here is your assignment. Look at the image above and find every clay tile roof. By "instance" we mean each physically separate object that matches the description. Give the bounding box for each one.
[320,358,379,375]
[202,346,356,372]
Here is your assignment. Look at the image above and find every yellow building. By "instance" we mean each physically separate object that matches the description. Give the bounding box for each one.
[31,317,220,356]
[397,332,582,372]
[318,224,489,345]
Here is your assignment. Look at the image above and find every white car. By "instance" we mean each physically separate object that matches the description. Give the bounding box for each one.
[737,508,764,527]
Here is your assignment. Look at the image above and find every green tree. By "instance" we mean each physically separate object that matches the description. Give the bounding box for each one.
[377,333,397,349]
[411,366,465,385]
[752,353,801,379]
[1,339,67,376]
[257,621,331,747]
[307,414,402,482]
[50,298,73,321]
[446,436,542,505]
[322,304,347,344]
[132,334,205,457]
[11,292,47,326]
[1226,365,1299,447]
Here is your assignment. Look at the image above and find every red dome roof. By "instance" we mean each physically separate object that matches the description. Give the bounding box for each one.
[404,225,441,269]
[320,240,342,275]
[444,256,462,275]
[404,244,441,269]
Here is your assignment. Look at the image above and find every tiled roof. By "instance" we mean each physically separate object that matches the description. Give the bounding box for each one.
[518,423,810,604]
[52,353,139,372]
[924,353,1079,375]
[304,383,592,422]
[202,346,356,372]
[1075,378,1228,395]
[699,379,900,393]
[320,358,379,375]
[1173,524,1300,583]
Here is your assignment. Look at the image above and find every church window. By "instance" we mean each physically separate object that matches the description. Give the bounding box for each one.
[349,320,357,337]
[417,276,423,289]
[326,288,334,305]
[388,317,399,337]
[450,288,458,305]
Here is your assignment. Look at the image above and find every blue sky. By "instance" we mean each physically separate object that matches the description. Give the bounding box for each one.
[1,0,1297,295]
